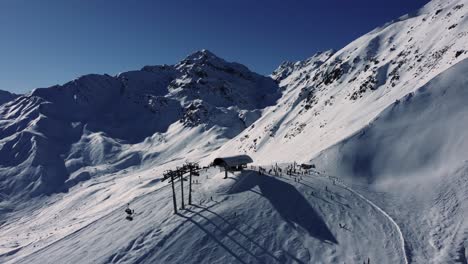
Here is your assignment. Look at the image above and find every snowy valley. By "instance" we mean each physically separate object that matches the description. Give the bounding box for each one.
[1,0,468,263]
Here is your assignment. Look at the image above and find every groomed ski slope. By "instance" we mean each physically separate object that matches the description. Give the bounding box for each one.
[1,166,408,264]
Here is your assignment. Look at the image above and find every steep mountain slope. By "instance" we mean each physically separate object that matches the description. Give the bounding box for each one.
[0,49,280,204]
[313,58,468,183]
[214,0,468,164]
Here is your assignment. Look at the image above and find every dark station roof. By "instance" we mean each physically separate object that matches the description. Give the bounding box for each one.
[213,155,253,167]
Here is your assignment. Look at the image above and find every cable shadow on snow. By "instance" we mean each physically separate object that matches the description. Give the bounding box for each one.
[228,171,338,245]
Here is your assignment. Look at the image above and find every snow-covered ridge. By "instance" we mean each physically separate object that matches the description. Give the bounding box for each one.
[271,49,335,83]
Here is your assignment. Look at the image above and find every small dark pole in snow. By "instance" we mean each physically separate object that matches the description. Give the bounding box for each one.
[162,170,177,214]
[171,173,177,214]
[189,166,193,205]
[186,162,200,205]
[179,169,185,209]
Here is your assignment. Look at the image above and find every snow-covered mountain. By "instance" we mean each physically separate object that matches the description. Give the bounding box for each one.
[1,0,467,263]
[0,49,280,202]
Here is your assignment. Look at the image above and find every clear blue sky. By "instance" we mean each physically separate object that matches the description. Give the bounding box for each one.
[1,0,430,93]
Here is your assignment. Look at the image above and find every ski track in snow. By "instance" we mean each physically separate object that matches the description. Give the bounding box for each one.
[335,180,409,264]
[309,168,409,264]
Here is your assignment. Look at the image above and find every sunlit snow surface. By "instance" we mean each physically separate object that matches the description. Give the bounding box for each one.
[1,166,410,264]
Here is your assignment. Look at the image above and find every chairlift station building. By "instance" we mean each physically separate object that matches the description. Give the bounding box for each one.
[213,155,253,178]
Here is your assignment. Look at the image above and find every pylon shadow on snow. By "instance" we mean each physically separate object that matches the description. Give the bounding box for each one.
[228,170,338,244]
[190,204,306,264]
